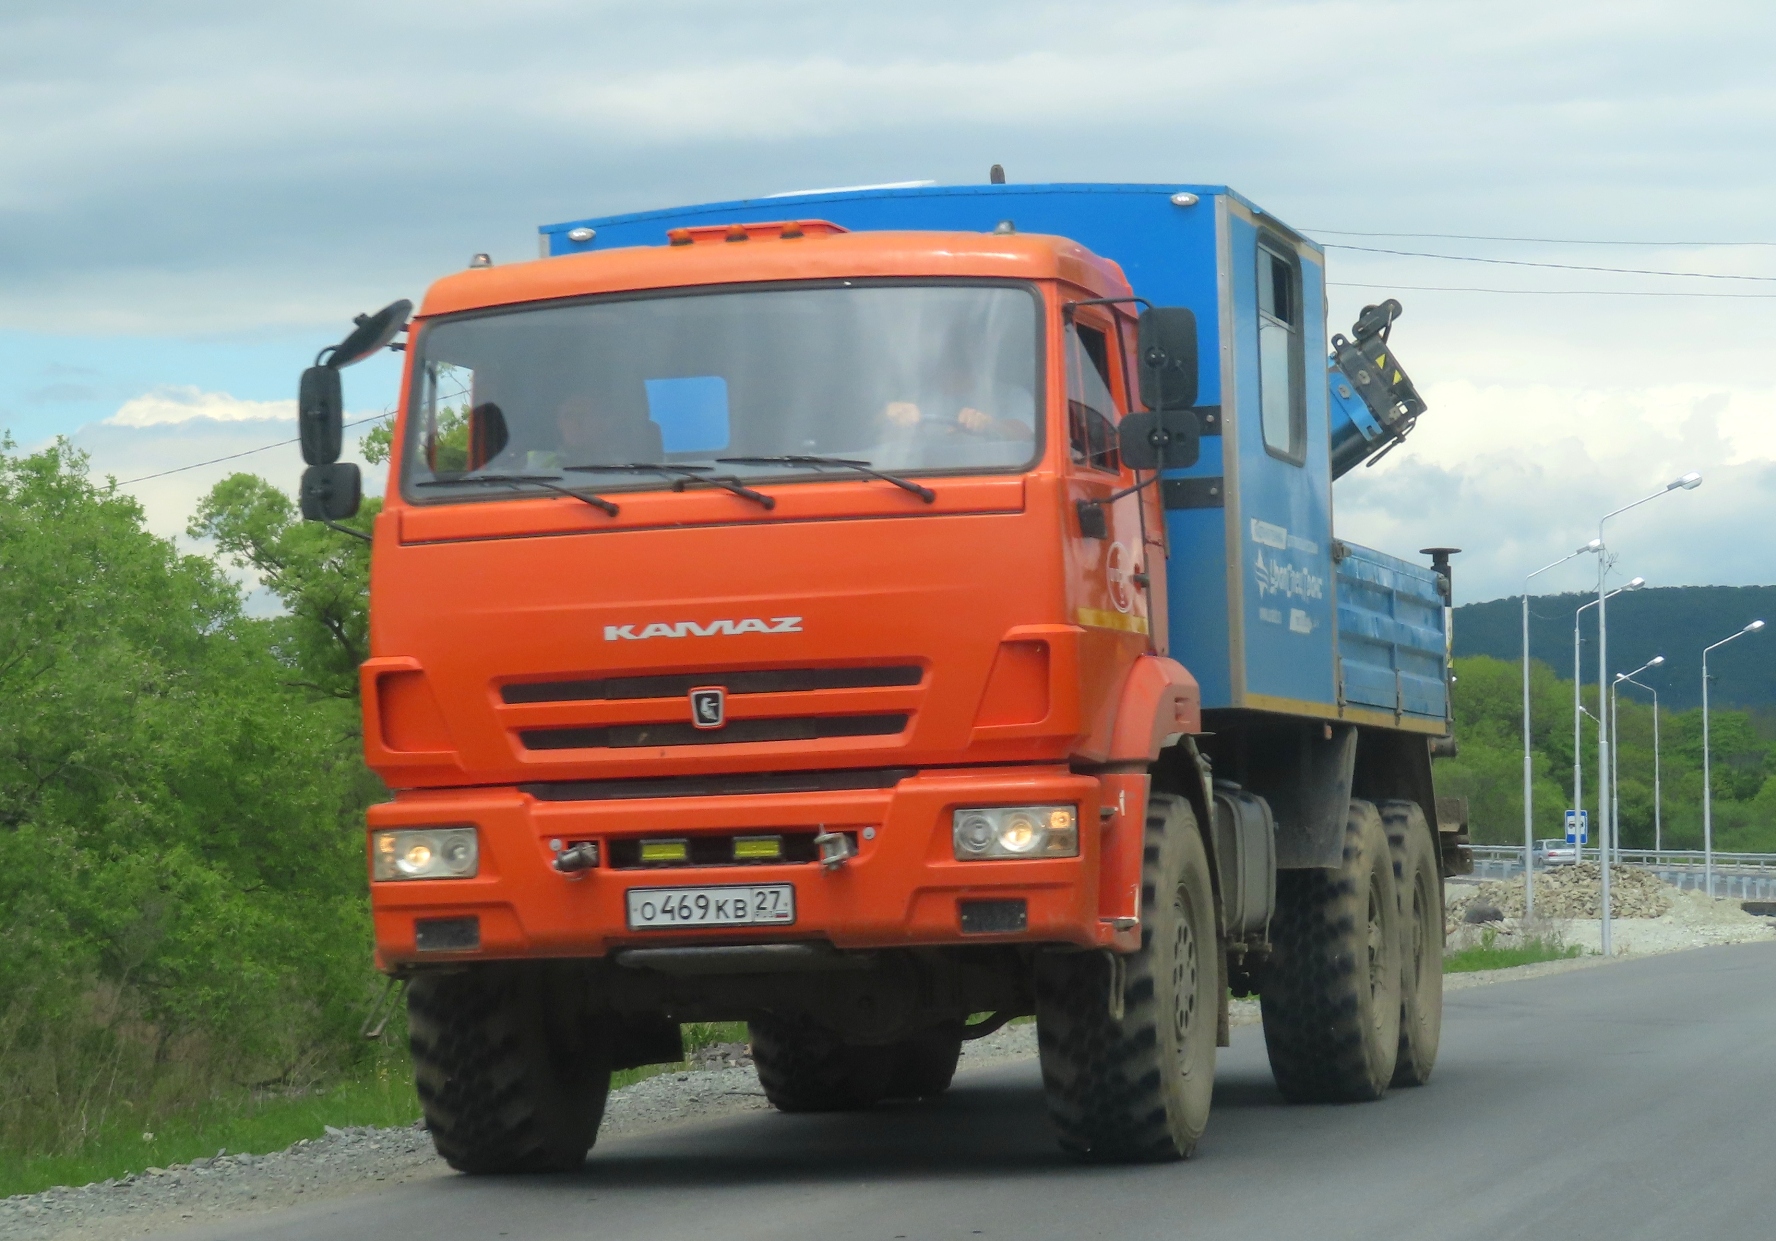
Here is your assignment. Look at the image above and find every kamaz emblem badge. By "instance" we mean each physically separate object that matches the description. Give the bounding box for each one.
[690,687,726,729]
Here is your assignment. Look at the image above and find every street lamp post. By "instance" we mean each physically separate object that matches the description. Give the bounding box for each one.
[1609,656,1665,876]
[1618,673,1662,852]
[1595,472,1701,956]
[1575,579,1645,861]
[1702,620,1767,898]
[1524,542,1599,918]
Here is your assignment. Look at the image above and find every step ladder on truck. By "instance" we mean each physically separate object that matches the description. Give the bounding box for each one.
[295,180,1470,1170]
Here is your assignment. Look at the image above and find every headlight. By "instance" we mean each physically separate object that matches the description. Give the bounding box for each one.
[951,806,1078,860]
[373,828,479,880]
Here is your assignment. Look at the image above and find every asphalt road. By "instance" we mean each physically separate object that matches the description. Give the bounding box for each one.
[161,942,1775,1241]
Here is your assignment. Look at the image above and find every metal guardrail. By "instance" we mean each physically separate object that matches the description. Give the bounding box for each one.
[1464,845,1776,900]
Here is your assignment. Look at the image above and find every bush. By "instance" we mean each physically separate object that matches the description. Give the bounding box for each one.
[0,443,383,1165]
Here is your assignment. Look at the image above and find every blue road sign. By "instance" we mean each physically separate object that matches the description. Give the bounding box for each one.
[1565,809,1589,845]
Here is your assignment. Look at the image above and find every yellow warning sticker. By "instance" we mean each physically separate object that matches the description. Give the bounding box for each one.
[1077,608,1150,635]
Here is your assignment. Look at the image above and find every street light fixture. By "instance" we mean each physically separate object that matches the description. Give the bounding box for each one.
[1575,578,1645,861]
[1594,471,1702,956]
[1523,540,1600,918]
[1703,620,1766,898]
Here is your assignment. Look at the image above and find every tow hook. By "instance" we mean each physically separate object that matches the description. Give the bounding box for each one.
[814,830,857,870]
[553,841,599,874]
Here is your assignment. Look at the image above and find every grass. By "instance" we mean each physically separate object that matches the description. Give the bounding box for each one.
[1444,928,1585,974]
[1,1021,754,1200]
[0,1054,420,1200]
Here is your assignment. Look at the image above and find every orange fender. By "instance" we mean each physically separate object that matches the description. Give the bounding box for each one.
[1107,655,1201,763]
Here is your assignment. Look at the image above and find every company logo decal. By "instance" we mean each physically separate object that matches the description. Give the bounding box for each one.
[690,687,726,729]
[1106,541,1135,614]
[603,617,803,641]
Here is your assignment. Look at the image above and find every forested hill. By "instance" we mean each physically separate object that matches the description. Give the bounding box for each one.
[1453,585,1776,711]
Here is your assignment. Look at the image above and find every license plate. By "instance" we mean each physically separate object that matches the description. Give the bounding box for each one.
[625,884,796,930]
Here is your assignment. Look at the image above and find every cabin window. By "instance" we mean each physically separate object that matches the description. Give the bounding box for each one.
[1257,241,1305,465]
[1066,322,1121,473]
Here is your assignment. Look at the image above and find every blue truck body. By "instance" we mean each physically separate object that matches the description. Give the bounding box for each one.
[540,183,1448,735]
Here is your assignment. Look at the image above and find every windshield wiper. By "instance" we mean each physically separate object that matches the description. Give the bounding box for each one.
[564,462,775,510]
[415,473,619,516]
[716,455,935,503]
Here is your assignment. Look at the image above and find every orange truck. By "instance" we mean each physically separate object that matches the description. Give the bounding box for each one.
[296,181,1468,1171]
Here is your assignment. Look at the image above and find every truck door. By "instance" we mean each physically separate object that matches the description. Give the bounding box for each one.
[1061,307,1162,743]
[1220,215,1337,712]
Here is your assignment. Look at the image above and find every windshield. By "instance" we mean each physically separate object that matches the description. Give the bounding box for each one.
[402,281,1042,501]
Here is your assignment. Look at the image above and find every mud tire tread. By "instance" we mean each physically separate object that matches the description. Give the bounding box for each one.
[748,1017,891,1113]
[1034,792,1218,1162]
[1382,799,1443,1087]
[407,963,608,1174]
[1259,799,1403,1103]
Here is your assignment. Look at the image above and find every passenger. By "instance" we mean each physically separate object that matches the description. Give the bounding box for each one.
[527,391,663,470]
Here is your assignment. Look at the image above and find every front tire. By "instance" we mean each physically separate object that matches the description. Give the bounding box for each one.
[1035,792,1218,1161]
[408,962,609,1174]
[1260,799,1403,1103]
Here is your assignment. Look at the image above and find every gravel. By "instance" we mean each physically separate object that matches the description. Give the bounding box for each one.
[1444,869,1776,956]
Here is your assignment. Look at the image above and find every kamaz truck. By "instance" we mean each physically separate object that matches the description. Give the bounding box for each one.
[296,180,1468,1171]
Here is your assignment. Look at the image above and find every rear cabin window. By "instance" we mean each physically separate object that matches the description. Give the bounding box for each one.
[1066,322,1121,473]
[1257,241,1305,464]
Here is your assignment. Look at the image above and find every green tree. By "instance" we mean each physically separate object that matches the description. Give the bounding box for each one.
[1,442,382,1160]
[188,475,378,700]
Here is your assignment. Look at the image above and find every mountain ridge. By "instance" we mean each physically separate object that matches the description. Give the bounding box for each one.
[1452,585,1776,712]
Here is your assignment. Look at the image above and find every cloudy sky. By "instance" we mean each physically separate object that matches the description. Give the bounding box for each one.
[3,0,1773,606]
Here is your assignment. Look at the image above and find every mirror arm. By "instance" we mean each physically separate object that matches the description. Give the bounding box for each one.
[322,520,373,544]
[1079,470,1162,511]
[1063,295,1151,321]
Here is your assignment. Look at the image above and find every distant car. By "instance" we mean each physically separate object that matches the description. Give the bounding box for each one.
[1535,838,1579,866]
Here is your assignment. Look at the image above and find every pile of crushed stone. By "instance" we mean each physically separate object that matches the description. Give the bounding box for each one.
[1446,863,1671,931]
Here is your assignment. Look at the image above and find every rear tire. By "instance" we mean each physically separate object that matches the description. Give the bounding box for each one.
[884,1021,964,1100]
[1034,792,1218,1161]
[1383,800,1443,1087]
[748,1016,892,1112]
[408,962,609,1174]
[1260,799,1402,1103]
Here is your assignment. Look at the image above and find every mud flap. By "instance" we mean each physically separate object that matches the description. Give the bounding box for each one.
[1096,772,1150,952]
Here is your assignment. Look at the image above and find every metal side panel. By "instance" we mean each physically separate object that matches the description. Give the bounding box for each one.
[1333,542,1447,722]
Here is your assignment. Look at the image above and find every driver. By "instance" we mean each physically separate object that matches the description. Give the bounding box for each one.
[880,343,1034,443]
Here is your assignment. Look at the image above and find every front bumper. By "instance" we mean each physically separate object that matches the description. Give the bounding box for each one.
[367,765,1128,968]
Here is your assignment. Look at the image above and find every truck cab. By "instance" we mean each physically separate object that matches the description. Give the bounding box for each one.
[299,182,1463,1172]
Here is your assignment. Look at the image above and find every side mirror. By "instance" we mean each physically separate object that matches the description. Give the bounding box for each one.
[328,299,413,370]
[1118,409,1202,471]
[300,463,362,522]
[1136,307,1199,412]
[298,365,343,465]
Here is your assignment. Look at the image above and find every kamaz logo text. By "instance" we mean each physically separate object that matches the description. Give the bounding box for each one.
[604,617,803,641]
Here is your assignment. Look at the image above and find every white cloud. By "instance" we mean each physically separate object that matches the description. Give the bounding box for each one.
[1334,378,1776,603]
[107,385,295,427]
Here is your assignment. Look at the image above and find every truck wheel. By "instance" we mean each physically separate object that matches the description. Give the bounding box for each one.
[1382,800,1443,1086]
[884,1020,964,1100]
[408,962,609,1174]
[1034,792,1218,1161]
[748,1016,892,1112]
[1260,799,1402,1102]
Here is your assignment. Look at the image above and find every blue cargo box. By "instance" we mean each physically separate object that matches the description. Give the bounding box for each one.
[540,184,1447,735]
